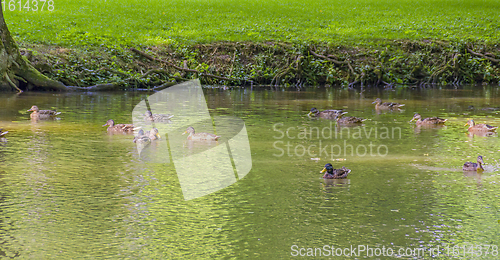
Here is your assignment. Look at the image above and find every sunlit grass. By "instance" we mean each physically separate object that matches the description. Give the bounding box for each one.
[4,0,500,47]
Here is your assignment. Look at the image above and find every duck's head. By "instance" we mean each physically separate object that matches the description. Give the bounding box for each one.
[308,108,319,116]
[102,119,115,127]
[144,111,153,117]
[410,113,422,122]
[150,128,161,139]
[27,105,39,112]
[182,126,195,135]
[372,98,382,104]
[320,163,334,174]
[464,119,475,127]
[477,155,484,165]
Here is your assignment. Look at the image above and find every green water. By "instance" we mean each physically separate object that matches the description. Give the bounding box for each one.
[1,87,500,259]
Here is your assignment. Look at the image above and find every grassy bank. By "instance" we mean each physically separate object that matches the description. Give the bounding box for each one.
[4,0,500,88]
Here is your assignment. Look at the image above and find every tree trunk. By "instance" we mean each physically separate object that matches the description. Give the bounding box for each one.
[0,4,66,91]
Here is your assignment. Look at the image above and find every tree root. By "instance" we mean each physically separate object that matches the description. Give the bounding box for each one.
[3,72,22,92]
[130,47,238,82]
[467,49,500,63]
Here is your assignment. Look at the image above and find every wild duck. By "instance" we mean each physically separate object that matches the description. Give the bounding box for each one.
[336,112,365,124]
[410,113,447,125]
[182,126,220,141]
[464,119,497,132]
[144,111,174,122]
[27,105,61,119]
[103,119,135,133]
[463,156,484,171]
[308,108,344,120]
[320,163,351,179]
[133,129,151,145]
[372,98,405,109]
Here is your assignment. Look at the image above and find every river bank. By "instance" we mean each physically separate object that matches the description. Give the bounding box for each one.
[16,40,499,91]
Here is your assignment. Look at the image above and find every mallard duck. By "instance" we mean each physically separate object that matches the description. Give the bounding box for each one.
[372,98,405,109]
[0,129,8,137]
[144,111,174,122]
[320,163,351,179]
[308,108,344,120]
[103,119,135,133]
[336,112,365,124]
[27,105,61,119]
[465,119,497,132]
[144,128,161,141]
[410,113,447,125]
[133,129,151,145]
[182,126,220,141]
[463,156,484,171]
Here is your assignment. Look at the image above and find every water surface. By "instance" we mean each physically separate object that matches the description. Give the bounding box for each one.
[1,87,499,258]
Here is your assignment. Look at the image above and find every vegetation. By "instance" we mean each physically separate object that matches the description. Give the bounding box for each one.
[2,0,500,89]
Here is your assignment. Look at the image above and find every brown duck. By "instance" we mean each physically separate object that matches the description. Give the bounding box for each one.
[144,111,174,122]
[465,119,497,132]
[410,113,447,125]
[321,163,351,179]
[463,156,484,171]
[372,98,405,109]
[308,108,344,120]
[182,126,220,141]
[336,112,365,124]
[27,105,61,119]
[103,119,135,133]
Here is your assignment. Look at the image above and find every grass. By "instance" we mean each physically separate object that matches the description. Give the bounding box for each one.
[4,0,500,47]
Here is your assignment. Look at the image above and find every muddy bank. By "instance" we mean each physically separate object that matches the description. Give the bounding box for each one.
[17,40,500,90]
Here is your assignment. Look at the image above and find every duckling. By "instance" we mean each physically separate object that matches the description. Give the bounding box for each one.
[320,163,351,179]
[465,119,497,132]
[463,156,484,171]
[27,105,61,119]
[144,111,174,122]
[182,126,220,141]
[372,98,405,109]
[102,119,135,133]
[410,113,447,125]
[308,108,344,120]
[336,112,365,124]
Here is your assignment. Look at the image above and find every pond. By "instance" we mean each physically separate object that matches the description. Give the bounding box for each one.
[0,85,499,258]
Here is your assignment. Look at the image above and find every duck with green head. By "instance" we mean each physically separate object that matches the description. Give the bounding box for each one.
[463,156,484,171]
[410,113,447,125]
[464,119,497,132]
[372,98,405,109]
[321,163,351,179]
[308,108,344,120]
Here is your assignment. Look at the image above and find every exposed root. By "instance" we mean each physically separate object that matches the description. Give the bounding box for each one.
[4,72,22,92]
[467,49,500,63]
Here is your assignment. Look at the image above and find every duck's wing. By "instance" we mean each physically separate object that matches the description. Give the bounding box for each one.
[39,110,60,116]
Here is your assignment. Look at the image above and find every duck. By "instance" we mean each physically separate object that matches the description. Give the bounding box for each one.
[308,108,344,120]
[27,105,61,119]
[102,119,135,133]
[320,163,351,179]
[182,126,220,141]
[463,156,484,171]
[465,119,497,132]
[144,128,161,141]
[133,129,151,145]
[336,112,365,124]
[144,111,174,122]
[372,98,405,109]
[410,113,447,125]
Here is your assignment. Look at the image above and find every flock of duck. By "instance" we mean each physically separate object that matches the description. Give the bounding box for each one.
[1,105,221,151]
[308,99,496,179]
[1,100,494,179]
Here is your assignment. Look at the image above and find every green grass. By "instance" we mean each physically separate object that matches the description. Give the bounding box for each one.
[4,0,500,47]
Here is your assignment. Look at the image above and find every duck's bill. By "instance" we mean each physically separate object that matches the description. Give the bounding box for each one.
[409,118,415,122]
[464,123,469,126]
[372,101,377,104]
[27,109,33,112]
[156,133,161,139]
[320,167,327,174]
[307,112,313,116]
[182,131,187,135]
[102,124,108,127]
